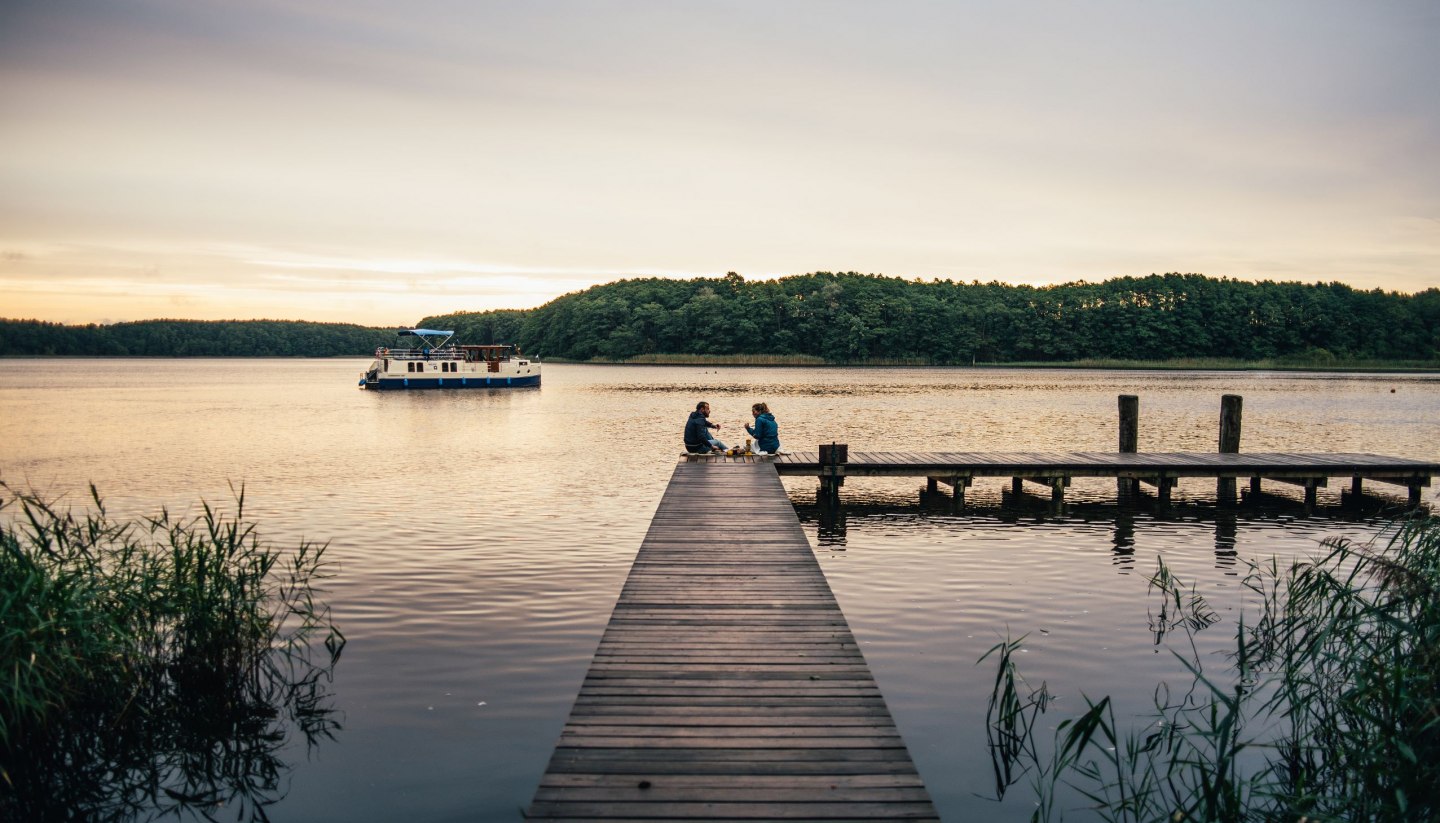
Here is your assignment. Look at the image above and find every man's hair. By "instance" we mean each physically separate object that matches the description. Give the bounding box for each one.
[752,402,770,414]
[696,401,708,411]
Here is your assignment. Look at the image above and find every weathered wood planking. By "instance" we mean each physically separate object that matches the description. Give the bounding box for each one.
[764,450,1439,480]
[527,461,938,821]
[755,450,1439,506]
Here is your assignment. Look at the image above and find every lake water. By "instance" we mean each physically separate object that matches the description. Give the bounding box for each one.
[2,360,1437,821]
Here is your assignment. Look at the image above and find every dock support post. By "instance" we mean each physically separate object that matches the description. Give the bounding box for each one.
[1118,394,1139,498]
[1250,477,1262,497]
[1346,476,1363,507]
[949,476,972,511]
[1411,484,1423,509]
[926,477,938,493]
[819,442,848,504]
[1011,477,1023,496]
[1218,394,1242,505]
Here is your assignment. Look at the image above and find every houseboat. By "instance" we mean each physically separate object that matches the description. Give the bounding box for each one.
[359,329,540,390]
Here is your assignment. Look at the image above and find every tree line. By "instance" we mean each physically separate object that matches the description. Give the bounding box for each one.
[0,319,386,357]
[3,273,1437,363]
[423,272,1440,364]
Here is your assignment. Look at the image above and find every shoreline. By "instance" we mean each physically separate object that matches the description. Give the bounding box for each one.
[543,355,1440,373]
[3,354,1438,373]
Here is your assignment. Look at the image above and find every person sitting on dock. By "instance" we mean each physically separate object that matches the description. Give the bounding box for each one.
[684,401,726,454]
[744,402,781,454]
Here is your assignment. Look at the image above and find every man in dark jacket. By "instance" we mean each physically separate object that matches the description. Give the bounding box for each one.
[683,401,725,453]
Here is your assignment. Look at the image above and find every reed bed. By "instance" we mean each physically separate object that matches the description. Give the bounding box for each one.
[0,482,345,821]
[984,515,1440,822]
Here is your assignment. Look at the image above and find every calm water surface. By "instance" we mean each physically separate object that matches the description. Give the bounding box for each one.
[2,360,1437,821]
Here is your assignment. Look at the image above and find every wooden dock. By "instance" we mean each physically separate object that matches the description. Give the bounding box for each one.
[526,461,938,821]
[738,450,1440,507]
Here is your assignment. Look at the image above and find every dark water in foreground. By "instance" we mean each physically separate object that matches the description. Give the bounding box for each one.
[2,360,1437,821]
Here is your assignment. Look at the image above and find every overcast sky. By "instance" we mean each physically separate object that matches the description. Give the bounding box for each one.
[2,0,1437,326]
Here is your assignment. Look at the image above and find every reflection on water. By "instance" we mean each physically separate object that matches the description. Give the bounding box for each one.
[793,484,1411,820]
[5,644,343,821]
[1,361,1436,822]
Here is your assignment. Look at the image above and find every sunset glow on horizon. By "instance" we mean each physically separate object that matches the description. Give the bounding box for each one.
[3,1,1438,327]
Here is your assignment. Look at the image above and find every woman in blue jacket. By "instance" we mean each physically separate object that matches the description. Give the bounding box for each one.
[744,402,781,454]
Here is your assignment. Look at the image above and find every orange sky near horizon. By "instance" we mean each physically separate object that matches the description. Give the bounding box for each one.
[2,1,1438,327]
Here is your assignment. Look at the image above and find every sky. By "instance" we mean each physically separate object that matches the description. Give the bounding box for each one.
[2,0,1438,327]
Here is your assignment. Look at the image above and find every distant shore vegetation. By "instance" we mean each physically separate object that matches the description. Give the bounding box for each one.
[0,318,383,357]
[4,272,1438,367]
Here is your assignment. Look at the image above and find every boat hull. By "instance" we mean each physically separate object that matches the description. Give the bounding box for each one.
[366,374,541,390]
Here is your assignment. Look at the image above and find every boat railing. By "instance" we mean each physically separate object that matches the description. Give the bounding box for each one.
[375,346,465,361]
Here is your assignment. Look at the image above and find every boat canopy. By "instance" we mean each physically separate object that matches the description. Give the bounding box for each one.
[396,328,455,349]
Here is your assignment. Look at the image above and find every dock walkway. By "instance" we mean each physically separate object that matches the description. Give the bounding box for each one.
[749,450,1440,507]
[526,461,938,821]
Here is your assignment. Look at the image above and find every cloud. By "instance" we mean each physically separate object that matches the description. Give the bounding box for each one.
[2,1,1438,324]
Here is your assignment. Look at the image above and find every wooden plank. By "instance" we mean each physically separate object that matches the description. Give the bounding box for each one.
[546,748,918,764]
[564,715,898,726]
[527,461,936,820]
[538,773,927,788]
[526,800,939,818]
[532,785,934,802]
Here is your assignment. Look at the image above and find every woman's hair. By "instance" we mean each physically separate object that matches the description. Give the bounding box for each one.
[752,402,770,414]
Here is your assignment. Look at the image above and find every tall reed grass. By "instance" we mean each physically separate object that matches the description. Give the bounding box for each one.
[984,516,1440,822]
[0,482,345,820]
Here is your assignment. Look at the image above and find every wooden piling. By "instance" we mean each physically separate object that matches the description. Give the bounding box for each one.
[1118,395,1138,453]
[930,475,972,510]
[1218,394,1242,505]
[1118,394,1139,497]
[818,442,848,503]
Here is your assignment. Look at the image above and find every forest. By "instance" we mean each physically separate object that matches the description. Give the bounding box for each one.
[3,273,1438,364]
[422,272,1440,365]
[0,318,385,357]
